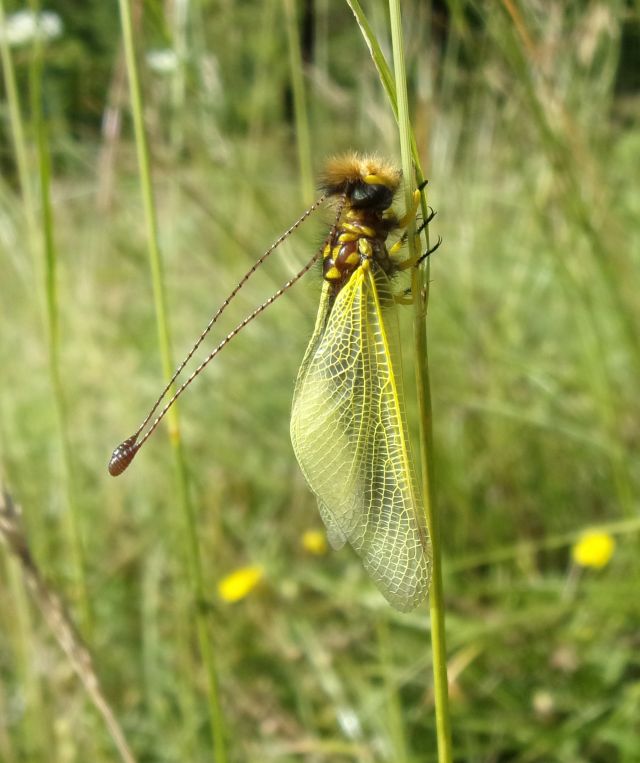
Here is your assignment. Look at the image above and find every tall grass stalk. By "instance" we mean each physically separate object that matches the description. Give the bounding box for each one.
[345,0,430,211]
[387,3,453,760]
[0,0,37,260]
[22,0,93,636]
[168,0,188,156]
[449,515,640,573]
[376,619,409,763]
[347,0,453,758]
[0,487,137,763]
[116,1,227,759]
[1,4,59,754]
[3,556,50,757]
[283,0,314,203]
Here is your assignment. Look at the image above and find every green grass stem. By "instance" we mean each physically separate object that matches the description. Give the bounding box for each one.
[0,0,44,727]
[386,4,453,761]
[0,0,38,262]
[347,0,453,758]
[345,0,431,217]
[283,0,314,204]
[168,0,188,157]
[450,515,640,573]
[116,1,227,759]
[25,0,93,637]
[376,618,410,763]
[3,555,51,758]
[1,5,62,754]
[0,486,137,763]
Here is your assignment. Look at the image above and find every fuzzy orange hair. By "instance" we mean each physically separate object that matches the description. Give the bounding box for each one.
[320,152,401,195]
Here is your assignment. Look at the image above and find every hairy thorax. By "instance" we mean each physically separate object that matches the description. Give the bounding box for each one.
[322,208,397,294]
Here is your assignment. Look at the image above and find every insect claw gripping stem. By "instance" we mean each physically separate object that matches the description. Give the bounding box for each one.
[416,235,442,267]
[417,207,437,235]
[390,207,437,259]
[398,234,443,297]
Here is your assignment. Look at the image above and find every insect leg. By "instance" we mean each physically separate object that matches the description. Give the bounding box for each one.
[395,236,443,301]
[389,206,437,258]
[417,206,437,234]
[395,188,421,229]
[398,235,442,271]
[415,235,443,266]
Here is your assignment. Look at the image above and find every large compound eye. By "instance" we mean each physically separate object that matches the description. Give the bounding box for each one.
[350,182,393,210]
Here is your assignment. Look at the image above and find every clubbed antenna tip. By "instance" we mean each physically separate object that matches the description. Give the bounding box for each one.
[108,435,138,476]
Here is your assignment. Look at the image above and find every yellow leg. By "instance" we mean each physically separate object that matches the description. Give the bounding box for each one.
[395,188,421,228]
[390,187,422,264]
[392,231,421,269]
[394,292,414,305]
[392,184,436,271]
[396,255,419,271]
[397,234,442,271]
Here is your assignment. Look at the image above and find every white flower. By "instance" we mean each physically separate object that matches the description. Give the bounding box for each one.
[0,10,63,47]
[146,49,179,75]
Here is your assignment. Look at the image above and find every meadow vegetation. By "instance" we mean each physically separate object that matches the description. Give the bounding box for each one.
[0,1,639,761]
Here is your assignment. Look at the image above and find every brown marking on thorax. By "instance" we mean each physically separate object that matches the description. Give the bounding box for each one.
[322,209,396,294]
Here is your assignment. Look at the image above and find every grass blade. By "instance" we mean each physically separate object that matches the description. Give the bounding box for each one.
[116,0,228,759]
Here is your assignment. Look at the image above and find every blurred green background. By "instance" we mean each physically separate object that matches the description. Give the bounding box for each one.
[1,1,639,761]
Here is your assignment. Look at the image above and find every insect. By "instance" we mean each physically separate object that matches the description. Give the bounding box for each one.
[109,152,438,611]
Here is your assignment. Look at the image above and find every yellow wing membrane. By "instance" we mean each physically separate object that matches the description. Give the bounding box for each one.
[291,263,431,611]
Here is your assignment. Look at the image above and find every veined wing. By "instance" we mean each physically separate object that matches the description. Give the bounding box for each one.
[290,264,432,611]
[290,282,350,550]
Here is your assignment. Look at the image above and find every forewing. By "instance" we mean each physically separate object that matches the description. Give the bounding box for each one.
[290,267,431,611]
[291,281,352,550]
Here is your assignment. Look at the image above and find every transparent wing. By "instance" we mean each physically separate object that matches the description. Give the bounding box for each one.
[291,266,432,611]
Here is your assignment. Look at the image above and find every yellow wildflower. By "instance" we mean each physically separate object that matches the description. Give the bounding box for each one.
[217,565,263,602]
[572,530,615,569]
[301,529,328,555]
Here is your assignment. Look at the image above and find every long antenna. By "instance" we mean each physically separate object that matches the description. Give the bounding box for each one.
[130,194,326,441]
[109,195,345,476]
